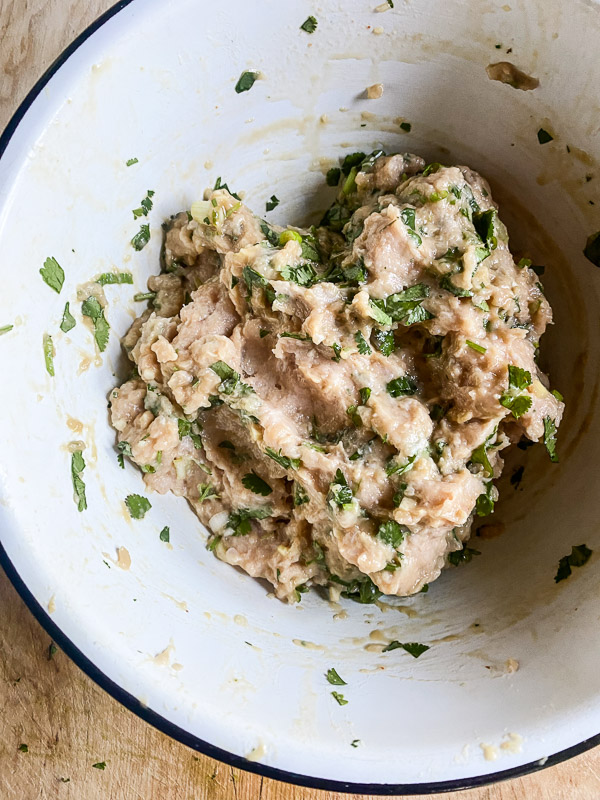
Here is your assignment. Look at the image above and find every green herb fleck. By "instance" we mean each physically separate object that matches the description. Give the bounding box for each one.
[198,483,219,503]
[96,272,133,286]
[265,448,300,470]
[92,761,106,770]
[448,546,481,566]
[294,482,310,506]
[354,330,372,355]
[382,641,429,657]
[131,224,150,251]
[266,195,279,212]
[18,744,28,753]
[0,324,14,336]
[377,520,408,549]
[351,739,360,747]
[60,302,76,333]
[71,450,87,512]
[386,375,417,397]
[466,340,486,354]
[371,328,395,356]
[159,526,170,543]
[328,469,353,509]
[400,121,411,132]
[386,453,417,477]
[43,333,55,376]
[235,70,258,93]
[133,291,156,302]
[300,15,318,33]
[126,157,138,166]
[81,296,110,352]
[242,471,273,496]
[125,494,151,520]
[227,506,272,535]
[326,668,346,685]
[543,416,558,462]
[359,387,371,405]
[537,128,554,144]
[331,691,348,706]
[40,256,65,293]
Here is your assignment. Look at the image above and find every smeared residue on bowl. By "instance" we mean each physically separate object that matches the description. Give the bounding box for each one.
[486,62,539,91]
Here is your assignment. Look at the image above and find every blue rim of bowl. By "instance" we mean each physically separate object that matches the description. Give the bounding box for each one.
[1,1,600,793]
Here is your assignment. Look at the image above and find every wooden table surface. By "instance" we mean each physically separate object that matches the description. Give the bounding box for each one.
[1,1,600,798]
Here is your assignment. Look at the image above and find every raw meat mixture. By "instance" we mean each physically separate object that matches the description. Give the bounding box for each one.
[110,152,563,603]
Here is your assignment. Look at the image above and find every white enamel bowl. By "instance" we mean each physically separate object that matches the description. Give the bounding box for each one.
[1,0,600,793]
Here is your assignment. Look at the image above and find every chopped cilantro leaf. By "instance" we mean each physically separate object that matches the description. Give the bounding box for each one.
[242,471,273,496]
[508,365,532,390]
[331,342,342,362]
[131,224,150,251]
[117,454,125,469]
[354,330,372,355]
[326,668,346,685]
[235,70,258,93]
[300,15,318,33]
[126,157,138,166]
[473,209,498,249]
[400,121,411,132]
[371,327,395,356]
[198,484,219,503]
[537,128,554,144]
[43,333,55,376]
[159,526,170,543]
[400,207,422,245]
[71,451,87,512]
[470,439,494,477]
[60,302,76,333]
[328,469,353,508]
[439,275,473,297]
[382,641,429,657]
[331,691,348,706]
[351,739,360,747]
[81,296,110,352]
[543,416,558,462]
[368,299,393,326]
[386,376,417,397]
[125,494,151,519]
[227,506,271,535]
[331,574,382,604]
[266,195,279,212]
[294,482,310,506]
[500,394,532,419]
[377,520,408,549]
[118,441,133,457]
[18,744,28,753]
[0,324,14,336]
[554,544,592,583]
[265,448,301,470]
[448,546,481,566]
[359,387,371,405]
[92,762,106,770]
[40,256,65,293]
[386,453,417,477]
[280,263,317,286]
[242,264,275,304]
[476,482,495,516]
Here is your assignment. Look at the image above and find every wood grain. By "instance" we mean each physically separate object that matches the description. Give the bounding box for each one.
[1,1,599,798]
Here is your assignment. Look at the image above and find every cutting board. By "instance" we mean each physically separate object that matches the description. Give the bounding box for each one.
[1,1,599,797]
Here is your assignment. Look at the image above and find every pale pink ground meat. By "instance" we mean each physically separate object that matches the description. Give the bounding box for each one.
[110,153,563,603]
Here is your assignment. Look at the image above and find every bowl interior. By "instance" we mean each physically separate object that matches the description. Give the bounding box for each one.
[1,0,600,789]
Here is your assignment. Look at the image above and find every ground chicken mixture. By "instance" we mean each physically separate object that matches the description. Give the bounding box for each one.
[110,152,563,603]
